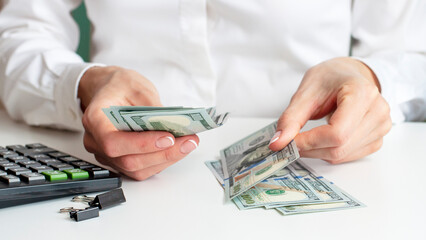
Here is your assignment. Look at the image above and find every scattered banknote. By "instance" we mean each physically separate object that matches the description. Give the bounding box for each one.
[232,167,322,210]
[220,121,299,199]
[205,159,365,215]
[103,106,229,137]
[275,190,365,215]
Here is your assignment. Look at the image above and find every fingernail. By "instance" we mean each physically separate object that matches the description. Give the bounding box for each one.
[180,140,198,154]
[269,131,282,145]
[156,136,175,149]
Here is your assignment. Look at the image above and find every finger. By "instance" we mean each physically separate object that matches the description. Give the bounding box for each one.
[106,135,199,172]
[83,107,178,157]
[299,106,389,163]
[295,83,377,151]
[269,91,319,151]
[300,138,383,164]
[120,158,181,181]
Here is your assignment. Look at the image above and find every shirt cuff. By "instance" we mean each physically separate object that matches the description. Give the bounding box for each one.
[55,62,105,131]
[351,56,405,123]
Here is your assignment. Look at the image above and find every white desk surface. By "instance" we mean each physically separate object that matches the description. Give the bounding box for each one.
[0,109,425,240]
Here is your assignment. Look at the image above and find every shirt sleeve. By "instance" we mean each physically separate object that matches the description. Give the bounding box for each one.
[0,0,102,131]
[351,0,426,123]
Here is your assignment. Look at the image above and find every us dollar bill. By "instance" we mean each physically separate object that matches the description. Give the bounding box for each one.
[103,106,229,137]
[275,190,365,215]
[289,161,349,202]
[220,121,300,199]
[233,167,322,210]
[263,162,349,209]
[205,160,225,185]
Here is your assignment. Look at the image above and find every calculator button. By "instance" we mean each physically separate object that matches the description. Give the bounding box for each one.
[25,143,47,149]
[86,167,110,178]
[59,156,81,163]
[0,146,7,151]
[39,159,62,166]
[64,169,89,180]
[20,172,46,184]
[28,154,50,161]
[0,159,9,164]
[6,145,26,151]
[7,156,30,163]
[0,170,6,176]
[0,175,21,186]
[51,163,74,171]
[19,160,41,168]
[42,170,68,181]
[71,161,96,169]
[17,147,56,156]
[8,167,32,176]
[30,165,53,173]
[0,151,19,158]
[48,152,70,159]
[0,162,20,170]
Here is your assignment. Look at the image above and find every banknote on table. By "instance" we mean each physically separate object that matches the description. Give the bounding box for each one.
[103,106,229,137]
[264,161,349,209]
[220,121,300,199]
[205,159,365,214]
[275,190,365,215]
[205,160,321,210]
[232,167,322,210]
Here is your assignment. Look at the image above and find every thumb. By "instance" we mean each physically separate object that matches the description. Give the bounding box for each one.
[269,97,316,151]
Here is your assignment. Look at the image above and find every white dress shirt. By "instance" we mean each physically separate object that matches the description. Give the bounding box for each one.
[0,0,425,131]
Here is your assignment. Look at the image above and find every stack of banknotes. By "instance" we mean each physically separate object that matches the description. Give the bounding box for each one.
[206,121,365,215]
[103,106,229,137]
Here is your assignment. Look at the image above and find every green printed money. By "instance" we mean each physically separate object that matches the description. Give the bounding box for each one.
[103,106,229,137]
[220,121,300,199]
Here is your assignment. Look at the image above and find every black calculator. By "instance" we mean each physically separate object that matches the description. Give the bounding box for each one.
[0,143,121,208]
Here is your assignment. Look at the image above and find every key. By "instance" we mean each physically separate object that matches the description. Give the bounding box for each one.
[48,152,69,159]
[42,170,68,181]
[17,147,56,156]
[19,160,41,168]
[7,156,30,163]
[86,167,110,178]
[25,143,47,149]
[30,165,53,173]
[71,161,95,169]
[0,162,19,171]
[39,159,62,166]
[0,170,6,176]
[0,151,19,158]
[64,169,89,180]
[0,175,21,186]
[20,172,46,184]
[28,154,50,161]
[8,167,32,176]
[59,156,81,163]
[0,159,10,164]
[51,163,74,171]
[6,145,26,151]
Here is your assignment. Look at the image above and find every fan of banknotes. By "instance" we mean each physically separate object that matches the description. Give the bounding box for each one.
[206,121,365,215]
[103,106,229,137]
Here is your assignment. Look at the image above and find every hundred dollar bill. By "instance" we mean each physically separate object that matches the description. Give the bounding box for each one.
[263,162,349,209]
[233,167,322,210]
[275,189,365,215]
[221,121,300,200]
[205,160,225,185]
[103,106,229,137]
